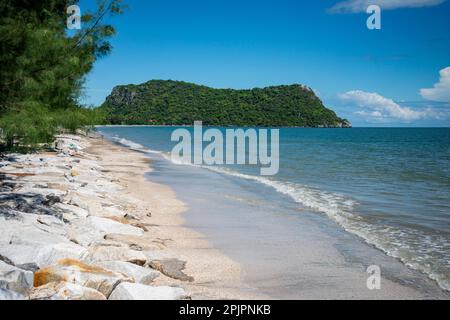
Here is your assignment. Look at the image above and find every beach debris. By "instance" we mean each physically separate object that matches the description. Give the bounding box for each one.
[70,169,79,177]
[108,282,188,300]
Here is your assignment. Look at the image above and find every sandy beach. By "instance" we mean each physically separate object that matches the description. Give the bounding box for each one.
[1,132,449,300]
[84,135,265,299]
[0,133,263,300]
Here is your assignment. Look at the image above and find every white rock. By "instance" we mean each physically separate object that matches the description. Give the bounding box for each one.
[34,259,130,297]
[94,261,159,285]
[15,186,66,198]
[88,216,144,236]
[67,195,90,211]
[82,246,147,266]
[30,282,106,300]
[66,224,104,247]
[37,243,88,267]
[0,261,34,294]
[0,218,67,246]
[102,206,127,219]
[55,203,89,219]
[0,245,42,268]
[109,282,188,300]
[0,288,27,300]
[0,242,87,268]
[36,215,65,227]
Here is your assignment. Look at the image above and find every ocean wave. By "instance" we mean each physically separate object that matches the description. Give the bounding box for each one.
[102,134,450,292]
[198,166,450,292]
[111,136,162,154]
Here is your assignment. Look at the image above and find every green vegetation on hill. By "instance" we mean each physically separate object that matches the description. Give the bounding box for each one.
[101,80,350,127]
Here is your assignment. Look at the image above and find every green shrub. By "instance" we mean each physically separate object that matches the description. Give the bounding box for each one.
[0,102,56,151]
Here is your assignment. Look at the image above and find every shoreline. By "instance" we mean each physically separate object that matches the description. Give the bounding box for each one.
[91,135,265,299]
[104,129,449,299]
[1,132,449,300]
[0,133,263,300]
[144,149,450,300]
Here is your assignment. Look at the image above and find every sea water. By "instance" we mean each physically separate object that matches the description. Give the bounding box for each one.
[98,126,450,295]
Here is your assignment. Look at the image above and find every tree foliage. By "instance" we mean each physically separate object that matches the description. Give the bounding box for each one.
[101,80,351,127]
[0,0,125,151]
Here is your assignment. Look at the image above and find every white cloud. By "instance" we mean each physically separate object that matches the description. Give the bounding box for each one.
[339,90,435,121]
[420,67,450,102]
[328,0,446,13]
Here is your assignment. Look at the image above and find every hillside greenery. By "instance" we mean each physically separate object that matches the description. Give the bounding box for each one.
[101,80,350,127]
[0,0,125,151]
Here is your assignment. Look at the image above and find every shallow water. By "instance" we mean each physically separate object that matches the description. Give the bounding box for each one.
[98,126,450,295]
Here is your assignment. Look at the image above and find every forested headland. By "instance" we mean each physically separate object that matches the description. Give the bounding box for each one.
[101,80,351,127]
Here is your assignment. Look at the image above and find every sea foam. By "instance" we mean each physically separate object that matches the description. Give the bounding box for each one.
[107,133,450,292]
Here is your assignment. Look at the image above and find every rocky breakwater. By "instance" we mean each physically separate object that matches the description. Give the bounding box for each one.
[0,134,191,300]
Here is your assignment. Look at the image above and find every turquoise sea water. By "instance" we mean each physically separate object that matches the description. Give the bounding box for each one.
[98,126,450,292]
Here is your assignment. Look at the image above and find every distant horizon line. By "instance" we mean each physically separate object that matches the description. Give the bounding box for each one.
[96,125,450,129]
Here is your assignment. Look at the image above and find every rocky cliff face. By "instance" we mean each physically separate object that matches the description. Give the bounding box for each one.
[105,87,138,107]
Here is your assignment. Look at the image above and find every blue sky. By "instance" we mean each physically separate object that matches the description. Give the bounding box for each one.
[80,0,450,126]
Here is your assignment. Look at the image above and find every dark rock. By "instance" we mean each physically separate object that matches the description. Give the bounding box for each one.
[0,173,20,192]
[0,205,20,220]
[0,254,15,266]
[43,194,62,206]
[16,263,39,273]
[0,193,66,222]
[33,184,48,189]
[124,213,140,221]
